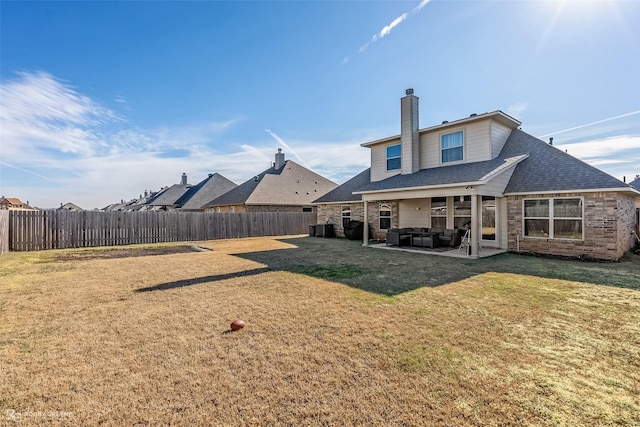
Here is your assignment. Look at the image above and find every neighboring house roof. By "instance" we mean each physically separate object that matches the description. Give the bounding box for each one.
[0,197,24,206]
[146,184,191,207]
[176,173,237,210]
[629,175,640,190]
[102,202,127,211]
[58,202,84,211]
[205,160,337,207]
[313,169,371,203]
[0,197,36,210]
[502,129,629,194]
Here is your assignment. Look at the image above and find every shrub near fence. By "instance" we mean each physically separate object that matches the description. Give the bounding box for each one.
[7,210,317,251]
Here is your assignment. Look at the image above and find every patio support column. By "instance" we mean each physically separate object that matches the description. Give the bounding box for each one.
[470,194,479,257]
[362,201,369,246]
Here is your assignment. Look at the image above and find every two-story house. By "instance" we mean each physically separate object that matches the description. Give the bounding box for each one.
[314,89,640,261]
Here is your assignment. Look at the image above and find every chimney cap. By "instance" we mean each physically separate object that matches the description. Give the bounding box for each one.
[405,88,414,95]
[277,148,282,153]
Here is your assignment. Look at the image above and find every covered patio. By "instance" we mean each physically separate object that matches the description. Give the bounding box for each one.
[359,188,506,259]
[368,240,507,259]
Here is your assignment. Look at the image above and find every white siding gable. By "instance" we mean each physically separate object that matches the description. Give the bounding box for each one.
[420,119,495,168]
[370,137,402,182]
[490,122,511,157]
[366,115,518,180]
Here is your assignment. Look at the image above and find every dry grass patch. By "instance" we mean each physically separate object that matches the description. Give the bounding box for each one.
[1,236,639,426]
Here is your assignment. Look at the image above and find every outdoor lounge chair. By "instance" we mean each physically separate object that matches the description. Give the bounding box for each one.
[386,228,410,246]
[438,228,462,247]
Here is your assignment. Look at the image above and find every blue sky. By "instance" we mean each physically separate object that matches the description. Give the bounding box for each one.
[1,0,639,209]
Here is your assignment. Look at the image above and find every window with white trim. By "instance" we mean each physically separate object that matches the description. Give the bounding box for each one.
[454,195,471,229]
[482,196,496,240]
[341,205,351,228]
[441,131,464,163]
[386,144,401,170]
[430,197,447,228]
[379,203,392,230]
[523,197,583,239]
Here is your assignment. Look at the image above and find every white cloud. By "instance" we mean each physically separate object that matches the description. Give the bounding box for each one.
[506,102,528,119]
[356,0,431,55]
[556,135,640,182]
[0,71,372,209]
[540,110,640,138]
[265,129,313,169]
[371,13,409,43]
[0,71,121,157]
[556,135,640,159]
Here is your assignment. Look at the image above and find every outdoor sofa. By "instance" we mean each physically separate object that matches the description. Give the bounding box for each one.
[386,227,462,248]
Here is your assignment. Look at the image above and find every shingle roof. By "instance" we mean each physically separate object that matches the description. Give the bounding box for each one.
[204,160,337,207]
[502,129,628,193]
[313,169,370,203]
[629,176,640,190]
[176,173,237,210]
[328,129,633,199]
[0,198,24,205]
[355,154,527,193]
[203,164,284,207]
[146,184,191,206]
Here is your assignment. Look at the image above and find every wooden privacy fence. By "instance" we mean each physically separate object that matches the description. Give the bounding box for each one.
[6,210,317,252]
[0,211,8,254]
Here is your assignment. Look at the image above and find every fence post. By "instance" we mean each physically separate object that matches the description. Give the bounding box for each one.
[0,210,9,254]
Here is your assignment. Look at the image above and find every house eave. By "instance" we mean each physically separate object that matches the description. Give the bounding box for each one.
[360,134,401,148]
[353,180,485,195]
[313,199,363,205]
[504,187,640,196]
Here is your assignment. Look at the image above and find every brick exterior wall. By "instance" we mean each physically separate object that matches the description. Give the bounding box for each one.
[316,201,398,240]
[507,191,639,261]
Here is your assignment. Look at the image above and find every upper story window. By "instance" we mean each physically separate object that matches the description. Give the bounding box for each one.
[386,144,401,170]
[441,131,464,163]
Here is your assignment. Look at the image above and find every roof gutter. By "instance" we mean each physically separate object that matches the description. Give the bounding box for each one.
[504,187,640,196]
[353,180,486,195]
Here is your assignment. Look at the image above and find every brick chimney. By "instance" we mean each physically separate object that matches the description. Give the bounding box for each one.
[181,173,187,185]
[401,88,419,174]
[274,148,285,169]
